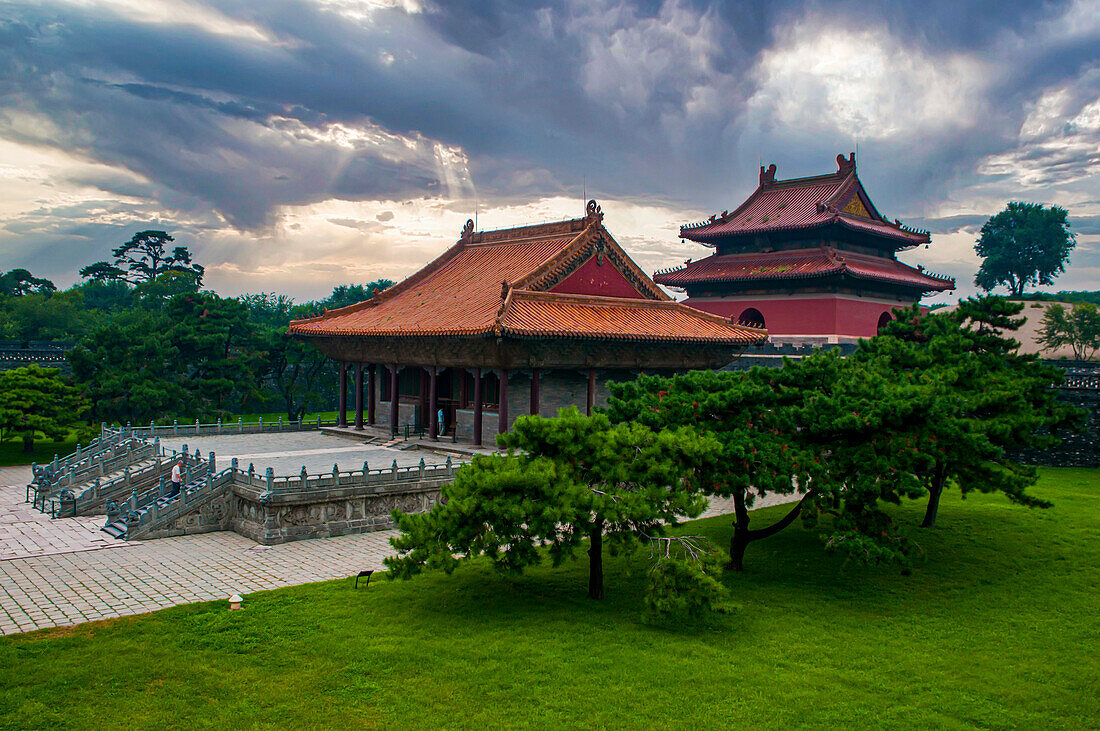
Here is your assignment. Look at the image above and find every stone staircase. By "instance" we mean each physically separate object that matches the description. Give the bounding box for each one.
[101,462,220,540]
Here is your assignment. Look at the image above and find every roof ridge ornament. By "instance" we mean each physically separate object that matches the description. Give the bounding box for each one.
[585,199,603,223]
[461,218,474,241]
[836,152,856,174]
[759,163,777,186]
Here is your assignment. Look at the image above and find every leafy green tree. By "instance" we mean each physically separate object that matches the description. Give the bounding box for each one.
[857,297,1080,528]
[386,408,722,601]
[607,353,943,571]
[69,309,183,424]
[70,290,261,423]
[70,279,134,312]
[165,292,261,417]
[1037,302,1100,361]
[974,202,1076,296]
[0,269,56,296]
[80,231,205,286]
[259,328,333,420]
[132,270,202,308]
[0,290,94,341]
[0,366,85,453]
[324,280,396,310]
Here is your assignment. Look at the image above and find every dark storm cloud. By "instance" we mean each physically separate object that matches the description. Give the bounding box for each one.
[0,0,1098,276]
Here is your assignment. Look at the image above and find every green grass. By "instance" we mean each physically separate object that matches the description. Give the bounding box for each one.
[2,468,1097,729]
[0,431,84,467]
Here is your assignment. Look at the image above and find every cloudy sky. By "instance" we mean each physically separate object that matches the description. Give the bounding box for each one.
[1,0,1098,303]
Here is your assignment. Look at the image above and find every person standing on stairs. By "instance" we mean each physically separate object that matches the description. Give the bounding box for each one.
[169,457,183,498]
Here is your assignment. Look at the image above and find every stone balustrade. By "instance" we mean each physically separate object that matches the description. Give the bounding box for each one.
[125,457,459,543]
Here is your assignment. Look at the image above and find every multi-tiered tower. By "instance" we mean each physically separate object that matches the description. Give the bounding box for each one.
[655,153,954,343]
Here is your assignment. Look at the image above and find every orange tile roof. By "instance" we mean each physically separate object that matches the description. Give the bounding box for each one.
[653,246,955,291]
[681,154,930,248]
[500,290,765,343]
[290,207,764,345]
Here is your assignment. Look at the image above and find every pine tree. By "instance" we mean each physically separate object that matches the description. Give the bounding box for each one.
[386,407,721,600]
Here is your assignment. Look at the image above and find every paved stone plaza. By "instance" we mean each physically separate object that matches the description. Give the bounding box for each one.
[157,430,453,474]
[0,432,793,636]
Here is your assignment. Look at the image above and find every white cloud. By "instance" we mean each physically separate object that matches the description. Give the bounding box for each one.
[32,0,278,43]
[747,19,988,139]
[976,66,1100,188]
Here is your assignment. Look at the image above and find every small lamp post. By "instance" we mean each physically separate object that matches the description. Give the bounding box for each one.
[228,594,243,611]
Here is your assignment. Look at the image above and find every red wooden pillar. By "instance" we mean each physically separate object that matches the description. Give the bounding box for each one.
[530,368,540,416]
[389,365,399,435]
[472,368,483,446]
[354,364,364,430]
[367,365,376,425]
[498,368,509,437]
[338,362,348,427]
[429,366,438,440]
[586,368,596,416]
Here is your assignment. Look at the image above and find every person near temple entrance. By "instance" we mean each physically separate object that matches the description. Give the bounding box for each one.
[437,407,445,440]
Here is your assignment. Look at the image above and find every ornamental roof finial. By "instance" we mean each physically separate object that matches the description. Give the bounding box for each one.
[759,163,777,186]
[836,152,856,174]
[585,199,603,223]
[461,218,474,241]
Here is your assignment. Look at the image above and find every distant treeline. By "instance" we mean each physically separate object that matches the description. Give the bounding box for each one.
[0,231,392,425]
[1016,290,1100,306]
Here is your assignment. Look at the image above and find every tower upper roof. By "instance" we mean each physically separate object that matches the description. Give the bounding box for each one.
[680,153,930,249]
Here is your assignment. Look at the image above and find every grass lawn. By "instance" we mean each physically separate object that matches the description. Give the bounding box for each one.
[0,432,84,468]
[1,468,1097,729]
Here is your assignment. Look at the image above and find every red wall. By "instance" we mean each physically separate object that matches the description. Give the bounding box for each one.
[550,256,647,298]
[683,296,903,338]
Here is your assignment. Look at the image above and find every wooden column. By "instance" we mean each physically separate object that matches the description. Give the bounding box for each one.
[498,368,509,437]
[338,362,348,427]
[586,368,596,416]
[429,366,438,440]
[367,365,376,425]
[530,368,540,416]
[389,365,399,435]
[472,368,483,446]
[354,364,364,430]
[419,368,428,432]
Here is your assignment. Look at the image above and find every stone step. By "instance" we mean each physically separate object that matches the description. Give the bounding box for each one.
[101,521,127,539]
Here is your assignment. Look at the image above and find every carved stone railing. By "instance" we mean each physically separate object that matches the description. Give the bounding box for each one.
[117,416,342,439]
[53,448,210,518]
[122,457,461,544]
[27,434,153,509]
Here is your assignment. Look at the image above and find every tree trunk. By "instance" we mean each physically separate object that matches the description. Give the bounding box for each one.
[587,518,604,600]
[922,464,947,528]
[727,490,815,572]
[727,489,751,572]
[20,415,33,454]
